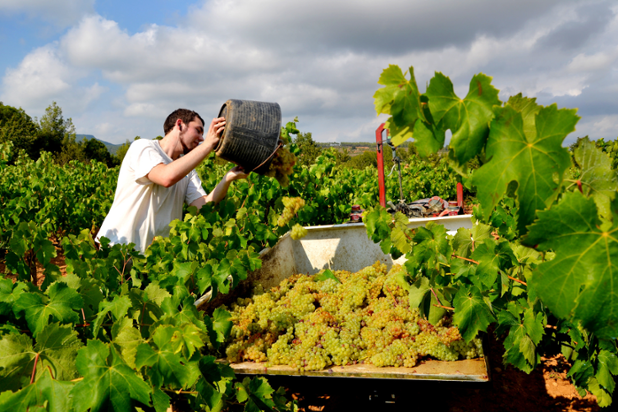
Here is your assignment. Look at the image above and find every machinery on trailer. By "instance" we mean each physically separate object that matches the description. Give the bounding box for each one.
[374,123,465,218]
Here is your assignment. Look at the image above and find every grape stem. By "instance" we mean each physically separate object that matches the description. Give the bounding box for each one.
[452,255,478,264]
[452,255,527,286]
[30,352,40,384]
[507,275,527,286]
[240,183,254,210]
[433,303,454,311]
[429,287,453,310]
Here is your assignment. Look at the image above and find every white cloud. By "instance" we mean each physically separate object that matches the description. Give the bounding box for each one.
[567,51,617,73]
[1,45,72,111]
[0,43,107,115]
[0,0,95,28]
[2,0,618,144]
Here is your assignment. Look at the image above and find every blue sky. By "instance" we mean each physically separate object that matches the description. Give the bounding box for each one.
[1,0,617,145]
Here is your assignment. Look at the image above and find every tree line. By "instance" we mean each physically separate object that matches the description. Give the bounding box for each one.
[0,102,132,167]
[1,100,423,171]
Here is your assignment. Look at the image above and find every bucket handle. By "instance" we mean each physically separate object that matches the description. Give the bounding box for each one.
[252,140,283,172]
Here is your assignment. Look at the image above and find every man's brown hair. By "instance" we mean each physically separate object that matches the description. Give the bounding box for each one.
[163,109,205,135]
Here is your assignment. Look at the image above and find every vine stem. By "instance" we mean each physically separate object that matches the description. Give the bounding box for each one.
[452,254,527,285]
[75,308,91,327]
[240,183,255,210]
[429,287,454,311]
[507,275,527,286]
[433,303,455,311]
[30,353,40,384]
[452,255,479,264]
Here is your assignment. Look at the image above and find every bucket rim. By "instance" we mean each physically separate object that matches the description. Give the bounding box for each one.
[252,140,282,173]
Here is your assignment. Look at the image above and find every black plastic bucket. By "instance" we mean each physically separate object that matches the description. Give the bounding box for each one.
[215,99,281,174]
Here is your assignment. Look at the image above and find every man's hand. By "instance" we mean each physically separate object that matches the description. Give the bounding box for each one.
[204,117,226,152]
[225,165,250,182]
[191,165,250,209]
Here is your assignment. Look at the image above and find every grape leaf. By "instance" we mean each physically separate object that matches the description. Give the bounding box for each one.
[111,318,143,369]
[588,377,613,408]
[452,228,473,258]
[470,239,517,289]
[235,377,276,412]
[71,340,151,412]
[596,350,618,394]
[92,295,132,337]
[525,192,618,339]
[0,332,33,391]
[0,369,73,412]
[453,285,495,342]
[572,137,618,219]
[212,307,233,343]
[409,117,445,158]
[373,65,424,127]
[35,238,56,267]
[0,278,28,316]
[13,282,83,337]
[471,103,578,234]
[408,277,430,308]
[315,269,341,284]
[425,72,501,164]
[135,335,198,390]
[152,388,171,412]
[385,117,413,147]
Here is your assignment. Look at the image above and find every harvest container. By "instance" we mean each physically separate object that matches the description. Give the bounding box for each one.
[215,99,281,174]
[200,215,490,382]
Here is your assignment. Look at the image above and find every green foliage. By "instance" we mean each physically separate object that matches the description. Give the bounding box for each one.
[0,103,39,160]
[370,63,618,407]
[294,132,321,167]
[0,110,466,410]
[83,138,119,167]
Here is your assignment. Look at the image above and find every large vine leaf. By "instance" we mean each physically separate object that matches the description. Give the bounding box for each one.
[135,326,200,389]
[71,340,151,412]
[0,332,33,391]
[111,318,143,369]
[572,137,618,219]
[0,369,73,412]
[470,239,517,289]
[471,103,578,234]
[13,282,83,337]
[453,285,495,342]
[373,65,424,127]
[525,192,618,339]
[425,72,501,164]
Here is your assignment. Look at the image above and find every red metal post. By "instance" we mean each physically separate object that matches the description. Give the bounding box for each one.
[457,182,463,207]
[376,123,386,208]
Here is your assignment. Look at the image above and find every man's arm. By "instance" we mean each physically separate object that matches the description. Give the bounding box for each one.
[190,166,249,209]
[147,118,224,188]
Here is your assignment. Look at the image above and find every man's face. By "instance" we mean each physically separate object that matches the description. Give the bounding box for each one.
[179,117,204,153]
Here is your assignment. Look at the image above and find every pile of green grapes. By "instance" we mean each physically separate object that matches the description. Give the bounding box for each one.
[224,262,483,371]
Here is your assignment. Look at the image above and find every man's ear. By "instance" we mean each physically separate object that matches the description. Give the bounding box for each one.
[176,118,183,130]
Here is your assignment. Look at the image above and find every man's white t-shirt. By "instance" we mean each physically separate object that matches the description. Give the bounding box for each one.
[96,139,207,252]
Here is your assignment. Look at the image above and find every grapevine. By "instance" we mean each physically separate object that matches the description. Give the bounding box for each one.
[264,146,296,188]
[277,197,306,227]
[369,64,618,407]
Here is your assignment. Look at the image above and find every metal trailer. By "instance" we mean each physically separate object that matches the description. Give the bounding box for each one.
[202,214,490,383]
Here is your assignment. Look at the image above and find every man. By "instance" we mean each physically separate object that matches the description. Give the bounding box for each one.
[96,108,247,252]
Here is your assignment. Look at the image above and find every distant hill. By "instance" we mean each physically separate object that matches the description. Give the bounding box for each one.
[76,135,124,155]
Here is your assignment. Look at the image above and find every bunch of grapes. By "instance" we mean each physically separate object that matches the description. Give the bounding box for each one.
[223,262,483,371]
[265,145,297,187]
[290,223,308,240]
[277,197,306,227]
